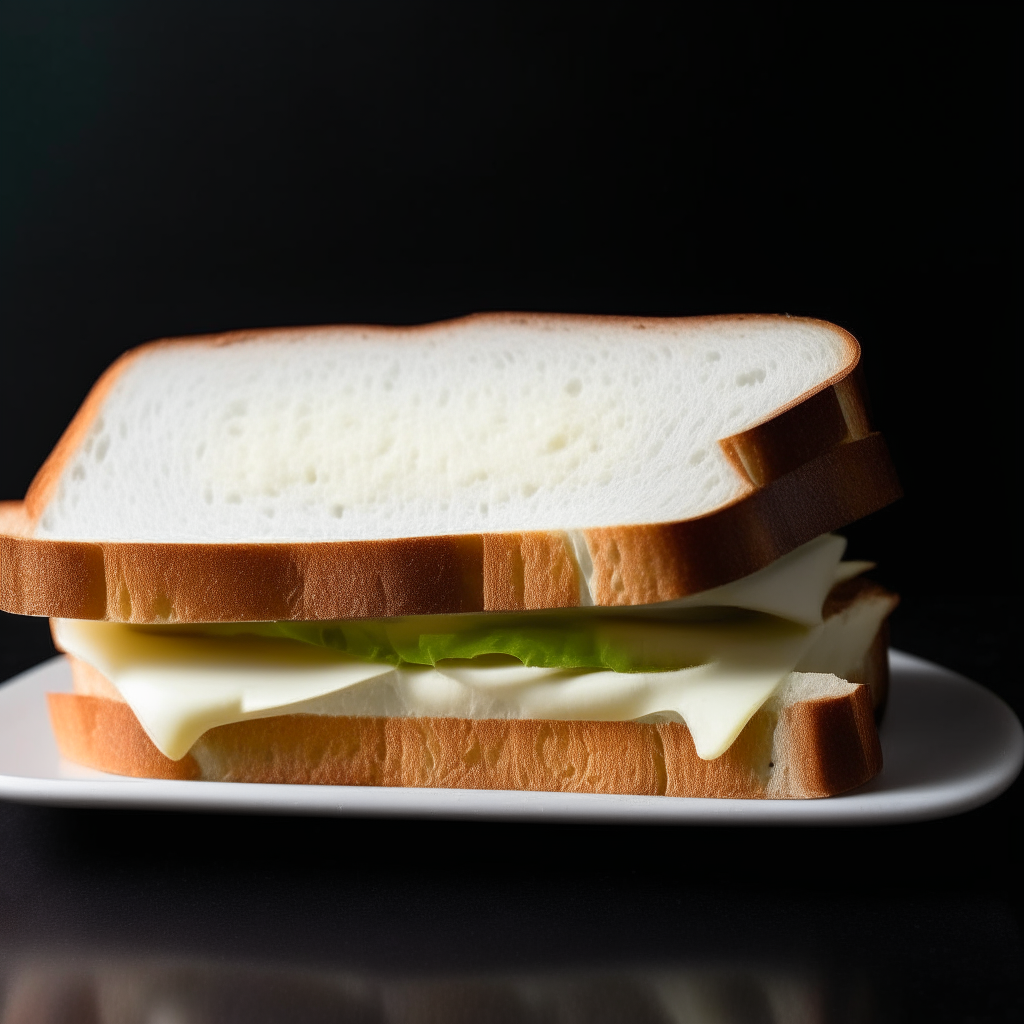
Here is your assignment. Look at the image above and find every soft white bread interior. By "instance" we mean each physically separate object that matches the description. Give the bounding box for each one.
[0,313,901,621]
[30,313,860,542]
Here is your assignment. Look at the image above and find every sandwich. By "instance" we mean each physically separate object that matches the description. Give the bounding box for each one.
[0,313,901,798]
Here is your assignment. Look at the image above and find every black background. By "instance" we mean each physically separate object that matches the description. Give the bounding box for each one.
[0,4,1018,1021]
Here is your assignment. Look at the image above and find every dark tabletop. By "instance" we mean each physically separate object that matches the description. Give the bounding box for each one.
[0,4,1017,1021]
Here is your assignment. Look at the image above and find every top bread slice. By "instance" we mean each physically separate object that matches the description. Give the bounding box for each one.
[0,313,900,622]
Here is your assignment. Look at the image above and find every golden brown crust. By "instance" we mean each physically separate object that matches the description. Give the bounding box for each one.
[47,692,203,781]
[2,503,485,621]
[0,503,108,618]
[718,370,869,488]
[46,678,881,798]
[482,531,580,611]
[821,574,894,618]
[2,313,899,622]
[768,684,881,798]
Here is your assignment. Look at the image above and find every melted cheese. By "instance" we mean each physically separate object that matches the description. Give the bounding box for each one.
[622,532,849,625]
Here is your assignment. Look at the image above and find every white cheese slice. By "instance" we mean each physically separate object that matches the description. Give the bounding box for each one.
[53,615,818,762]
[52,619,394,761]
[650,532,847,625]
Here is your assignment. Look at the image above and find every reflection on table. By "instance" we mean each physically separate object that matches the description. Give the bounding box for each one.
[2,958,880,1024]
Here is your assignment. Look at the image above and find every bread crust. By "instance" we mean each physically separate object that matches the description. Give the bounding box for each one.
[2,313,899,621]
[46,677,881,798]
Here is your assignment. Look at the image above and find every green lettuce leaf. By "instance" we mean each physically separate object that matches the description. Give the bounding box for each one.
[175,608,787,674]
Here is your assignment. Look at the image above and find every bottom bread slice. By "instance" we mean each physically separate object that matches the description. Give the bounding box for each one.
[48,668,882,798]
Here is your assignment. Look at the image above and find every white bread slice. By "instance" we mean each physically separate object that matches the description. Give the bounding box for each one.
[47,579,893,798]
[0,313,901,622]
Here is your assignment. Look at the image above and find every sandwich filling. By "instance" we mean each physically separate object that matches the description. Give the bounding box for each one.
[53,535,890,763]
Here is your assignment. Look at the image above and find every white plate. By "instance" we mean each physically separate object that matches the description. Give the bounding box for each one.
[0,651,1020,824]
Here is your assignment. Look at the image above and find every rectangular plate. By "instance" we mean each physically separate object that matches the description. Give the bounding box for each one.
[0,651,1020,824]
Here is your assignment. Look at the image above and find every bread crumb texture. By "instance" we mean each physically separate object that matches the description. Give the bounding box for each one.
[35,315,853,542]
